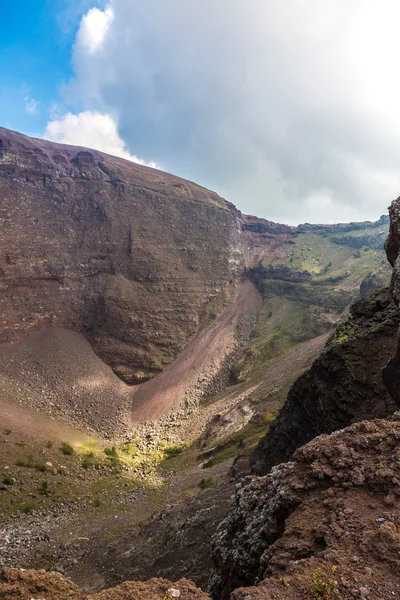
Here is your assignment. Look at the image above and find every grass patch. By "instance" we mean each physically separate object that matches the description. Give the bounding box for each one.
[163,443,188,459]
[15,456,48,472]
[60,442,74,455]
[104,446,118,457]
[82,453,95,469]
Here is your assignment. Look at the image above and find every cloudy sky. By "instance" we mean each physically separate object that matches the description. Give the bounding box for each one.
[2,1,400,224]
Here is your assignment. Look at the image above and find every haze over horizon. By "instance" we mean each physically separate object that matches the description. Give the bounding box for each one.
[2,1,400,225]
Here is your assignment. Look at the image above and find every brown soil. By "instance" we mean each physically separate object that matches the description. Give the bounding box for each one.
[0,567,210,599]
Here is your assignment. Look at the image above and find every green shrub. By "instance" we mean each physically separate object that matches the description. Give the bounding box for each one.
[104,446,118,457]
[60,442,74,455]
[106,456,121,469]
[311,567,339,599]
[38,481,49,496]
[35,462,48,473]
[15,457,47,472]
[15,442,25,448]
[3,474,15,485]
[163,444,187,458]
[82,453,95,469]
[199,477,214,489]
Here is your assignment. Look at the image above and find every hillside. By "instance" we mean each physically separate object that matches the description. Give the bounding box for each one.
[0,127,391,436]
[0,127,397,599]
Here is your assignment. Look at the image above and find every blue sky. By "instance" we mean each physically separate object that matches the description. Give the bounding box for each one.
[2,1,400,225]
[1,1,73,133]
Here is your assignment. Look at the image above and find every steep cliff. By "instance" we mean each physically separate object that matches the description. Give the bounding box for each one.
[382,197,400,404]
[0,127,243,384]
[251,287,399,475]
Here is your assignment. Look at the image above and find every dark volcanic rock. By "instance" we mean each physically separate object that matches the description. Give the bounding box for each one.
[383,197,400,407]
[251,287,399,475]
[210,419,400,600]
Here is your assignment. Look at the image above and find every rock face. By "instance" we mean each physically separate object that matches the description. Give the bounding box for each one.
[210,419,400,600]
[0,126,391,388]
[0,127,244,383]
[382,197,400,405]
[251,287,399,475]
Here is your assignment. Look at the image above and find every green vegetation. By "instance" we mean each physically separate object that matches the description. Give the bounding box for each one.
[2,474,15,485]
[60,442,74,455]
[329,321,360,345]
[163,443,188,459]
[82,453,95,469]
[235,297,331,385]
[38,481,50,496]
[15,455,48,472]
[199,477,214,489]
[279,231,389,285]
[202,413,276,468]
[104,446,118,457]
[311,567,339,599]
[199,288,230,332]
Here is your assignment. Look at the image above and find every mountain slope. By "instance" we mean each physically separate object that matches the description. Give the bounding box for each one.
[0,126,391,435]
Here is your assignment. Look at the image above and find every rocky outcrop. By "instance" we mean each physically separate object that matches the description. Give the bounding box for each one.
[0,567,210,599]
[0,127,245,384]
[210,419,400,600]
[295,214,389,234]
[360,270,390,295]
[251,287,399,475]
[331,230,387,249]
[382,198,400,408]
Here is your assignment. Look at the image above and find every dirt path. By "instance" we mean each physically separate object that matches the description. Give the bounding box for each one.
[130,280,262,422]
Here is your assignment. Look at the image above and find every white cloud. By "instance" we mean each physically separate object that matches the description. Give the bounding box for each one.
[76,5,114,54]
[59,0,400,224]
[45,111,157,167]
[25,96,39,115]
